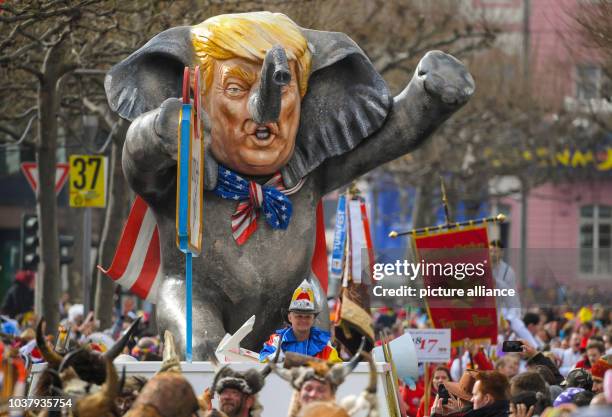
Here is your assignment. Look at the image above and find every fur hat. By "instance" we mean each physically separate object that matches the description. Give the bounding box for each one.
[212,365,266,395]
[297,402,349,417]
[270,339,366,392]
[293,366,336,391]
[128,373,198,417]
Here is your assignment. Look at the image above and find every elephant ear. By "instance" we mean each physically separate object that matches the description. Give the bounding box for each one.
[104,26,194,121]
[105,25,391,186]
[281,29,393,188]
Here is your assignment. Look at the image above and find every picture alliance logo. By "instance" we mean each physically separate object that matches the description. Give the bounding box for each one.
[371,284,516,299]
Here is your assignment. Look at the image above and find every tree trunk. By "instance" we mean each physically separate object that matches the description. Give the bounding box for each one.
[35,41,71,332]
[519,176,529,291]
[67,207,84,303]
[413,179,435,229]
[398,182,409,226]
[410,183,422,229]
[95,120,129,330]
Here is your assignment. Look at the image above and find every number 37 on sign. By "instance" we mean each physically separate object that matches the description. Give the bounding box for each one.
[69,155,107,208]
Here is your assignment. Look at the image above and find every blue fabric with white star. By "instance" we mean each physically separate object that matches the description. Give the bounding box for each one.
[213,165,293,230]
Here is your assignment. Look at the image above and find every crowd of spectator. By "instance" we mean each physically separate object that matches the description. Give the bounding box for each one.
[373,300,612,417]
[1,268,611,417]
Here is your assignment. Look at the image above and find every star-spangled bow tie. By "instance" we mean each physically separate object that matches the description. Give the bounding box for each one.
[214,166,293,245]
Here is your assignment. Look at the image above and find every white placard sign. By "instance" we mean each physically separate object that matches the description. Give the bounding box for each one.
[188,117,203,254]
[406,328,451,362]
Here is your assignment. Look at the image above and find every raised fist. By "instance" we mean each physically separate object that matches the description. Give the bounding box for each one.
[416,50,475,107]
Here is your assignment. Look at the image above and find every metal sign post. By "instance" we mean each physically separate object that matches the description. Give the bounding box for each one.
[82,207,92,314]
[69,154,108,313]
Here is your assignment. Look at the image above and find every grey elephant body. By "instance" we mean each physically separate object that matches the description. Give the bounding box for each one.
[107,23,474,359]
[141,168,323,358]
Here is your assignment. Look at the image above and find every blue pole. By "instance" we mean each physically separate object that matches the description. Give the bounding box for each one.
[186,252,193,362]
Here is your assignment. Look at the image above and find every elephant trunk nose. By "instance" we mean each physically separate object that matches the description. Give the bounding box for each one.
[248,45,291,127]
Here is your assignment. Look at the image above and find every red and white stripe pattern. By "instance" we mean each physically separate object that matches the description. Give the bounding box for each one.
[248,181,265,207]
[227,172,289,245]
[18,339,44,363]
[99,177,329,304]
[97,196,162,303]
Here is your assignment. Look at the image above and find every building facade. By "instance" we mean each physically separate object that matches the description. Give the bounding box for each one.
[497,0,612,291]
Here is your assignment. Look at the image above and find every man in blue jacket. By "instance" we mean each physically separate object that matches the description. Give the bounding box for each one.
[259,279,340,362]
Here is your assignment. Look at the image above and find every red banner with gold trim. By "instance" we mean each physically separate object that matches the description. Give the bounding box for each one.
[412,226,497,345]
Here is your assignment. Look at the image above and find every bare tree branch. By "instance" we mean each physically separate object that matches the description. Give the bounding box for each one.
[83,97,116,130]
[0,0,102,23]
[0,114,37,147]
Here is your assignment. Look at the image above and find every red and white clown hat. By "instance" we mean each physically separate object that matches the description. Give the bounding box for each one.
[289,279,318,314]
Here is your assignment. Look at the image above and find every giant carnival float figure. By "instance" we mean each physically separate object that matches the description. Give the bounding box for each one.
[103,12,475,359]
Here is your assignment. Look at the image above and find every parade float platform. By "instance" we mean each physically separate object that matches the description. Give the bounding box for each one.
[31,361,401,417]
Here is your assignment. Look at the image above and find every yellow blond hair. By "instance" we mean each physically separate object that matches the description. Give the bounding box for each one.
[191,12,311,97]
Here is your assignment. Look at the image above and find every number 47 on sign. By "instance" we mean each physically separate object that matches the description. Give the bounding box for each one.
[415,336,439,352]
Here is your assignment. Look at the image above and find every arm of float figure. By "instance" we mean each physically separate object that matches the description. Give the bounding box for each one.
[317,51,475,195]
[123,98,216,203]
[123,92,197,361]
[122,98,182,203]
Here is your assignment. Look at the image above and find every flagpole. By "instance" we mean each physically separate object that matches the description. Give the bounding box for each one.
[186,252,193,362]
[424,363,431,416]
[440,177,452,226]
[176,66,203,363]
[388,214,506,238]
